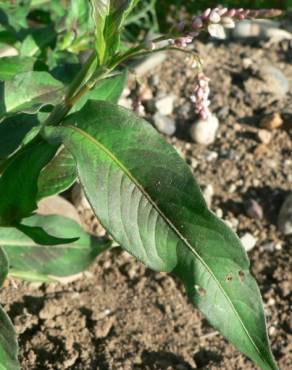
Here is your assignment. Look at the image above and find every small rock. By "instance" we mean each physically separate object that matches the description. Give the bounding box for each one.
[244,199,264,220]
[155,95,175,115]
[259,66,289,99]
[257,129,272,144]
[153,113,176,135]
[204,150,218,162]
[203,184,214,208]
[190,157,198,169]
[37,196,81,225]
[190,114,219,145]
[215,208,223,218]
[254,144,268,156]
[261,242,275,252]
[260,113,283,130]
[241,233,257,252]
[278,194,292,235]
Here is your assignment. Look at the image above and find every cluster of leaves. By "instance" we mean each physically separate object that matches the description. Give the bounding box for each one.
[0,1,281,370]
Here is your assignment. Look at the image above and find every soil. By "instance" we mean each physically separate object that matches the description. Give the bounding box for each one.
[1,37,292,369]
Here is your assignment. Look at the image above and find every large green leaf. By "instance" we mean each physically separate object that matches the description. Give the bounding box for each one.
[0,114,39,160]
[90,0,140,62]
[43,101,278,370]
[0,71,63,118]
[0,140,58,225]
[0,57,35,81]
[37,148,77,199]
[1,214,111,277]
[0,248,19,369]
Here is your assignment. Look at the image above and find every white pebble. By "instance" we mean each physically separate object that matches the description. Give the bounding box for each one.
[155,95,175,115]
[241,233,257,252]
[190,114,219,145]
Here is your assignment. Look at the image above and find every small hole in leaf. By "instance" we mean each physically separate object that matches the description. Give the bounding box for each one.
[194,285,206,297]
[225,274,233,282]
[238,271,245,282]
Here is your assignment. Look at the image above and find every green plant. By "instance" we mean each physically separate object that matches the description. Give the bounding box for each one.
[0,2,284,369]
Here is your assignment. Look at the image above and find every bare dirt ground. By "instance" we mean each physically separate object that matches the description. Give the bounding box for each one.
[1,36,291,369]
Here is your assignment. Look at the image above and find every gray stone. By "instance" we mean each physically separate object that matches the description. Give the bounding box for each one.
[155,95,175,116]
[278,194,292,235]
[153,113,176,136]
[190,114,219,145]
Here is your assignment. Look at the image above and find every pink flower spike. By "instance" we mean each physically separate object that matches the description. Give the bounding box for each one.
[202,8,212,20]
[192,16,204,29]
[227,9,236,17]
[218,7,228,16]
[209,10,221,23]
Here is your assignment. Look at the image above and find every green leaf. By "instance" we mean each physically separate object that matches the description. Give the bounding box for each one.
[0,57,35,81]
[90,0,140,62]
[71,70,127,113]
[0,248,19,369]
[37,148,77,199]
[0,304,20,370]
[0,140,58,225]
[0,247,8,287]
[0,114,40,160]
[16,224,78,246]
[43,101,278,370]
[9,269,57,283]
[2,214,111,277]
[0,71,64,118]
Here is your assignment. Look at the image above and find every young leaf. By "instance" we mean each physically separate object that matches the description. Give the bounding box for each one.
[1,214,111,277]
[43,101,278,370]
[37,148,77,199]
[90,0,140,62]
[0,248,19,369]
[0,114,39,160]
[0,56,35,81]
[0,71,64,118]
[0,140,58,225]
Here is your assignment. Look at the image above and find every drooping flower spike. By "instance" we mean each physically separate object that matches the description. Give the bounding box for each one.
[168,8,282,120]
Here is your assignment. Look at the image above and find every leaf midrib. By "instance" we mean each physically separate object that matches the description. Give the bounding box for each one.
[68,124,268,368]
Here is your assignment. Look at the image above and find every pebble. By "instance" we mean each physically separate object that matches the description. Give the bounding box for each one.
[244,199,264,220]
[260,113,283,130]
[153,113,176,136]
[259,66,289,99]
[257,129,272,144]
[215,208,223,218]
[204,150,218,162]
[277,194,292,235]
[261,242,275,252]
[190,114,219,145]
[203,184,214,208]
[240,233,257,252]
[155,95,175,115]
